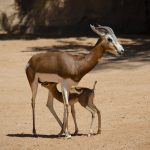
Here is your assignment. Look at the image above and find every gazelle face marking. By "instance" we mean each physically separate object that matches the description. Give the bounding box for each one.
[104,34,124,56]
[90,24,124,56]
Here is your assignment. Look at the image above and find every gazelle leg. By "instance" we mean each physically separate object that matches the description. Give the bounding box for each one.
[71,105,79,135]
[46,91,63,128]
[89,104,101,134]
[61,81,71,139]
[31,77,38,135]
[86,106,96,136]
[94,106,101,134]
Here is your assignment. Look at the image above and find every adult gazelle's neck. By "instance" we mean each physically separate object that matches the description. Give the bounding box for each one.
[78,42,105,76]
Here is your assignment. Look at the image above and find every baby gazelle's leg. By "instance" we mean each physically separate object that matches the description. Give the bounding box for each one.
[94,106,101,134]
[86,106,96,136]
[46,92,63,129]
[71,105,79,135]
[86,104,101,135]
[86,91,101,135]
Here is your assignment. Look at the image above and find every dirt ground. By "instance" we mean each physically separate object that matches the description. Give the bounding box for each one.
[0,35,150,150]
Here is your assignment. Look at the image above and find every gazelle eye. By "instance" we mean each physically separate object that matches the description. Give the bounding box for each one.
[107,38,113,42]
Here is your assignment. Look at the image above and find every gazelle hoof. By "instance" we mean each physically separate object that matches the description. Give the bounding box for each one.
[88,129,93,137]
[97,129,101,134]
[65,133,72,139]
[66,135,71,139]
[32,129,37,135]
[58,130,64,137]
[73,130,79,135]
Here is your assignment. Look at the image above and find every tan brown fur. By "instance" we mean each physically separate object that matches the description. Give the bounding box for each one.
[25,25,124,138]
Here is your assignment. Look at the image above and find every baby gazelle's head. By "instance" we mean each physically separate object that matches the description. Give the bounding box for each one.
[74,81,98,96]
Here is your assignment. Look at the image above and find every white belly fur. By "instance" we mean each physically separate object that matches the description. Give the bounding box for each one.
[36,73,78,87]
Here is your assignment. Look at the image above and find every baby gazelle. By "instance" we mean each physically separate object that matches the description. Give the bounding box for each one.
[41,81,101,136]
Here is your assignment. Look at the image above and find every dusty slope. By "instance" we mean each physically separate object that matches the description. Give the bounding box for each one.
[0,35,150,150]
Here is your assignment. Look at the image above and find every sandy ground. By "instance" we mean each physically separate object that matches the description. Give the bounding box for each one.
[0,35,150,150]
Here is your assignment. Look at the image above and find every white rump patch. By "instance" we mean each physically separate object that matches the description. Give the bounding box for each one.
[25,63,30,71]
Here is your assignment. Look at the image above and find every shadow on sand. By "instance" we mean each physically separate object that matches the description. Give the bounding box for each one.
[7,133,87,139]
[22,34,150,70]
[1,33,150,70]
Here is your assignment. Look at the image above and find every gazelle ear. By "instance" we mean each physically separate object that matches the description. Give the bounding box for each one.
[90,24,107,37]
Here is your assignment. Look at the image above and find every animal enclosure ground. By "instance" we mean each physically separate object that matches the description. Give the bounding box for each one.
[0,35,150,150]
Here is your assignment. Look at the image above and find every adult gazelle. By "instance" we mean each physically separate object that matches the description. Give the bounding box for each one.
[25,25,124,138]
